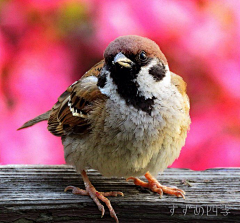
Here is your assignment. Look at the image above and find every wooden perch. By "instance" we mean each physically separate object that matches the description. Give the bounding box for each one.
[0,165,239,222]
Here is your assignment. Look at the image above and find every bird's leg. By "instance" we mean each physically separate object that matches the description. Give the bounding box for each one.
[127,171,185,199]
[65,170,123,223]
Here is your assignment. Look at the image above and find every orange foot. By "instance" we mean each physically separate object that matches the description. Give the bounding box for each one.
[127,171,185,199]
[65,170,123,223]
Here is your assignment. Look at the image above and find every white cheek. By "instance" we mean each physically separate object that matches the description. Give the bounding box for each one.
[135,59,171,99]
[163,65,171,85]
[99,71,117,97]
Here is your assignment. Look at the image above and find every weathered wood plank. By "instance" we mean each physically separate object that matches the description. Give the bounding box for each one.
[0,165,239,222]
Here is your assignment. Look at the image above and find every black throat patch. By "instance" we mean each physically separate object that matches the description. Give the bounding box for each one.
[100,64,155,115]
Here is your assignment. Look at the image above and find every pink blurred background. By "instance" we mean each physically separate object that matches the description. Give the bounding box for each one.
[0,0,240,170]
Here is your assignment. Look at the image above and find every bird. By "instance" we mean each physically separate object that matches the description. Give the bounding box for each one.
[18,35,191,222]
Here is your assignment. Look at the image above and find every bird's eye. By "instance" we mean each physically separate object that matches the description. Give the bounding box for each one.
[139,51,147,61]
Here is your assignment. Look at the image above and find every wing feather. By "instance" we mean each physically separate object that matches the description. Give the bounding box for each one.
[171,72,190,113]
[48,60,105,136]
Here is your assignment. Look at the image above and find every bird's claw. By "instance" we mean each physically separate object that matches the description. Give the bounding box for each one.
[127,172,186,199]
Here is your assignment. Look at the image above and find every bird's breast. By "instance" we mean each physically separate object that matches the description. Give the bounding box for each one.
[68,85,190,178]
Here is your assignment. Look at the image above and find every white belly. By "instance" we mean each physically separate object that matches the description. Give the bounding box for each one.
[63,88,189,178]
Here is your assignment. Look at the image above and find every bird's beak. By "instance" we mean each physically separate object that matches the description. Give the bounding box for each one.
[113,52,133,68]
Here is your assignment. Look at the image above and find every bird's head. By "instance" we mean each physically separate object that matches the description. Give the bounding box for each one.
[97,35,171,115]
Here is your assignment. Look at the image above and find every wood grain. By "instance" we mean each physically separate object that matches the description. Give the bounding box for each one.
[0,165,239,222]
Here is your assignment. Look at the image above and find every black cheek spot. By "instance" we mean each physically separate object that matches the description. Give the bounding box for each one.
[97,73,107,88]
[149,63,166,81]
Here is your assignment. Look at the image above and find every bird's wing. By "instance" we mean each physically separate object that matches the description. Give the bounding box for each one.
[170,72,190,113]
[48,60,106,136]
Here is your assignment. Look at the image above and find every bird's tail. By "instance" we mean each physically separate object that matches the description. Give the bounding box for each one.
[17,110,51,130]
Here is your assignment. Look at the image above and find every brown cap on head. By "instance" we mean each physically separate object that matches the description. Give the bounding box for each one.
[104,35,167,64]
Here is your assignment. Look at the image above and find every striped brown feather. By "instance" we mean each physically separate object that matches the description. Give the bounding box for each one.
[47,60,105,136]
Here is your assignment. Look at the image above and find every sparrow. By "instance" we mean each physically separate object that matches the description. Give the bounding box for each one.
[19,35,191,222]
